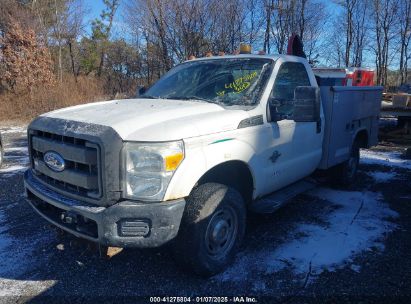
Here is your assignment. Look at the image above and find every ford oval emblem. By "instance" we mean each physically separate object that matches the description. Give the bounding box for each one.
[44,151,65,172]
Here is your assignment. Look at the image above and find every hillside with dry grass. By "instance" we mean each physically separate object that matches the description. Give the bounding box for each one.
[0,75,109,122]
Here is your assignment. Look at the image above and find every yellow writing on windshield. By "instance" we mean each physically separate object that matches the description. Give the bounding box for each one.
[224,71,258,94]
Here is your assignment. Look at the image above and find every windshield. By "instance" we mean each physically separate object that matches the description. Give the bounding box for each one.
[143,58,273,108]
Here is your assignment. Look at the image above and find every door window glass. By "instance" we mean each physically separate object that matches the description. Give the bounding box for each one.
[269,62,311,119]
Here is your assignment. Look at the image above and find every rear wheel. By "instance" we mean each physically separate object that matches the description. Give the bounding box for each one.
[173,183,246,277]
[332,141,360,186]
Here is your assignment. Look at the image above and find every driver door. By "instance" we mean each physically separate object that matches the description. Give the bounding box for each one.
[263,61,323,193]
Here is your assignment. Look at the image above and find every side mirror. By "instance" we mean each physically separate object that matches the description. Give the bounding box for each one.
[136,85,146,97]
[291,86,320,122]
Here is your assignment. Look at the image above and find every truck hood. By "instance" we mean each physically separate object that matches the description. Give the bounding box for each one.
[42,98,250,141]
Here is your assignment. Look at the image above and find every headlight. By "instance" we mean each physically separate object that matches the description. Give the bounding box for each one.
[123,141,184,201]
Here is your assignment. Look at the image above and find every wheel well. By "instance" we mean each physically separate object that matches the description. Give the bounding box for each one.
[197,161,254,204]
[355,129,369,148]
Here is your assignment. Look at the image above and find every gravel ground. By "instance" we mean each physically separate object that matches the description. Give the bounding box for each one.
[0,123,410,303]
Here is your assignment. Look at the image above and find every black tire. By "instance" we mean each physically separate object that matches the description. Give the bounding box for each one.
[332,141,360,186]
[173,183,246,277]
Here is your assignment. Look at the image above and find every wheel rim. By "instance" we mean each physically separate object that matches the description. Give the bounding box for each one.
[204,206,238,260]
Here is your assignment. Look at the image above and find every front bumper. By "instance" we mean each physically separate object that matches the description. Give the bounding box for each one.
[24,170,186,248]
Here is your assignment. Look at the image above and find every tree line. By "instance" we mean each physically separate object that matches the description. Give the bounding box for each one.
[0,0,410,98]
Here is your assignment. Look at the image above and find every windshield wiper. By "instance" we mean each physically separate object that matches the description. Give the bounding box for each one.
[165,95,218,104]
[184,96,212,103]
[140,95,160,99]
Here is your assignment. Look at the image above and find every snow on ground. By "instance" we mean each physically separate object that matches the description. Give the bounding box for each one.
[367,171,398,183]
[0,279,56,297]
[4,147,29,154]
[378,116,397,127]
[0,126,54,295]
[0,126,29,177]
[216,187,398,285]
[0,124,55,295]
[361,150,411,170]
[0,126,27,134]
[0,164,28,174]
[0,210,56,297]
[216,150,405,284]
[0,211,21,275]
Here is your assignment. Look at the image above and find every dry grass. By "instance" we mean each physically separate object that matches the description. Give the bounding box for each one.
[0,75,111,123]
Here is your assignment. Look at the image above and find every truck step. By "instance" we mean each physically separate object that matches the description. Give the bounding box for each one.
[250,180,317,214]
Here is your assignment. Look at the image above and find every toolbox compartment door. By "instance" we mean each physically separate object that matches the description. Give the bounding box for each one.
[318,86,383,169]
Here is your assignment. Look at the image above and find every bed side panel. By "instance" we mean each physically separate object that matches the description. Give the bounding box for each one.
[318,86,382,169]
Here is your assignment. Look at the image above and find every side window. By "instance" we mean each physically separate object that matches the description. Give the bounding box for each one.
[269,62,311,119]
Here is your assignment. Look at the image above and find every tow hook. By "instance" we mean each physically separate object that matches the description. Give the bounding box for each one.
[60,211,78,224]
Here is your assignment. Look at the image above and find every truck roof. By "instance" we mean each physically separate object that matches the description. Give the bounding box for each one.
[184,54,308,64]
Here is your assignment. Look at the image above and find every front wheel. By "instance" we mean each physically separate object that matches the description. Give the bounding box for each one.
[173,183,246,277]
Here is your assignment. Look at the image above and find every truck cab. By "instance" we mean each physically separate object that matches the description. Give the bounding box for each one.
[24,54,381,276]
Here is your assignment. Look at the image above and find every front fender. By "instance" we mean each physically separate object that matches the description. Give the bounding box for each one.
[163,135,260,201]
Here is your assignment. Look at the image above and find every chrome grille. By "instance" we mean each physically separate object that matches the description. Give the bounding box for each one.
[29,130,102,199]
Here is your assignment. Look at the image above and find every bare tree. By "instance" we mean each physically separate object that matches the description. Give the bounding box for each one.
[268,0,327,60]
[28,0,87,82]
[243,0,265,45]
[53,0,63,82]
[167,0,211,59]
[371,0,400,86]
[126,0,253,80]
[92,0,120,77]
[332,0,372,67]
[271,0,293,54]
[398,0,411,85]
[263,0,274,53]
[66,0,87,82]
[343,0,356,66]
[351,0,369,66]
[325,18,346,67]
[297,0,328,64]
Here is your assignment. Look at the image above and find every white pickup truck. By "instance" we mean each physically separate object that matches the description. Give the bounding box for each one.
[24,55,382,276]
